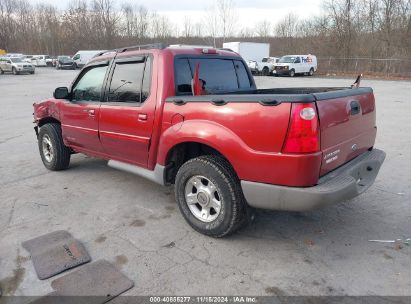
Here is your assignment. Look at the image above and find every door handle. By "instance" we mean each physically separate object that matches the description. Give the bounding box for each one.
[138,113,148,121]
[82,109,95,117]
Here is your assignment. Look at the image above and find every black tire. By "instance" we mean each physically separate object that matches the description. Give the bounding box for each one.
[175,155,251,237]
[30,71,35,74]
[12,67,18,75]
[309,68,314,76]
[289,69,295,77]
[262,67,269,76]
[38,123,71,171]
[0,68,4,74]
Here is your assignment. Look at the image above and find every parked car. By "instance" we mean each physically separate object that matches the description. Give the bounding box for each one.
[247,59,275,76]
[263,57,280,64]
[6,53,23,58]
[33,45,385,237]
[23,55,34,63]
[55,56,76,70]
[31,55,48,67]
[0,56,35,74]
[273,54,318,77]
[72,50,106,68]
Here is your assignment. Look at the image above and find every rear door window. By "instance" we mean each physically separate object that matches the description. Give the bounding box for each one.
[107,56,151,104]
[175,58,252,95]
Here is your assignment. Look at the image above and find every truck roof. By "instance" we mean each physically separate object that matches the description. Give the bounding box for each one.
[90,44,241,64]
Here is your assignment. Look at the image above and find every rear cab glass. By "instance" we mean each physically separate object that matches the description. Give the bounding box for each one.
[174,57,253,95]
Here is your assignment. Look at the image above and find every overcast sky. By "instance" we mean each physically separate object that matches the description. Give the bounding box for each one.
[27,0,324,30]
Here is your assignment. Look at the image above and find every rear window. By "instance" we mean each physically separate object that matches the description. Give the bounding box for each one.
[175,58,252,95]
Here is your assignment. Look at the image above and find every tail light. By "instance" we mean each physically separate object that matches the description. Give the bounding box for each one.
[282,103,320,153]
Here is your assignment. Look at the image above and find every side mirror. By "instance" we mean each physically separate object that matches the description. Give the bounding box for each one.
[54,87,69,99]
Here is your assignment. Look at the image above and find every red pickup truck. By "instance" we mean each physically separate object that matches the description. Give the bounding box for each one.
[33,44,385,237]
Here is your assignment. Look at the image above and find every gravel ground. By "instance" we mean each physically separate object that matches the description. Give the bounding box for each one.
[0,68,410,297]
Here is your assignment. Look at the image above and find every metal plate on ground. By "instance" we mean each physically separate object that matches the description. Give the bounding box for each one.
[51,260,134,300]
[22,231,91,280]
[22,230,72,253]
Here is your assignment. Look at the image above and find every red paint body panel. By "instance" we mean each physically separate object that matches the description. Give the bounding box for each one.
[33,47,378,188]
[60,102,103,153]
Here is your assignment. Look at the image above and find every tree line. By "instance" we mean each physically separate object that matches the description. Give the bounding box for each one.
[0,0,410,75]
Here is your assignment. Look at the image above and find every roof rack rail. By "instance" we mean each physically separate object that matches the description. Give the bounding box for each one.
[116,43,167,53]
[94,43,167,58]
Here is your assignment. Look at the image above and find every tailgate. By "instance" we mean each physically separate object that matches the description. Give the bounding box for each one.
[314,88,377,176]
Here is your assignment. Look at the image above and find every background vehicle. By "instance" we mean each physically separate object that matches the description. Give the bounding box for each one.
[33,45,384,237]
[6,53,23,58]
[72,50,106,68]
[263,57,280,64]
[23,55,34,63]
[55,56,76,70]
[273,54,318,77]
[0,56,35,74]
[31,55,48,67]
[222,42,273,75]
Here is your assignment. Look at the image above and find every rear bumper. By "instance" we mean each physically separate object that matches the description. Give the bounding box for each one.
[241,149,386,211]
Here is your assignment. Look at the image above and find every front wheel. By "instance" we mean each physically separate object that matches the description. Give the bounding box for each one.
[175,155,250,237]
[38,123,71,171]
[261,67,269,76]
[289,69,295,77]
[12,68,18,75]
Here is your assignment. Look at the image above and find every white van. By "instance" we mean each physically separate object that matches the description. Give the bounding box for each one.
[72,50,106,68]
[273,54,317,77]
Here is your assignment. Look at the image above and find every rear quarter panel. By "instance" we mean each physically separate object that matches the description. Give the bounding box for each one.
[158,101,323,187]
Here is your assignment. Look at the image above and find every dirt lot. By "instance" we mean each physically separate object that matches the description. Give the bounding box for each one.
[0,68,410,297]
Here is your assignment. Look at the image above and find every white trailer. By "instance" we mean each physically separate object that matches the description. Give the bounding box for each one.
[222,42,269,62]
[222,42,273,75]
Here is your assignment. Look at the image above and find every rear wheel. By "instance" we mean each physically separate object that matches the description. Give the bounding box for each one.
[175,155,250,237]
[309,68,314,76]
[289,69,295,77]
[0,68,4,74]
[38,123,71,171]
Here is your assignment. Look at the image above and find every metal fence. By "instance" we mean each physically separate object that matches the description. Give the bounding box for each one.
[318,57,411,77]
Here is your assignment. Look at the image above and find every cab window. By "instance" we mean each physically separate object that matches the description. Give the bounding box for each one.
[175,58,252,95]
[72,65,108,102]
[107,57,151,104]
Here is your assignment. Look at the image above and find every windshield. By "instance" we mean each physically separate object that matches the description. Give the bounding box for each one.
[59,56,70,61]
[279,56,296,63]
[10,57,23,63]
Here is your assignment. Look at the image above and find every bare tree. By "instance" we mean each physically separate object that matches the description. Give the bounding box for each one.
[216,0,237,42]
[91,0,119,48]
[255,20,272,38]
[204,3,219,47]
[183,16,193,38]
